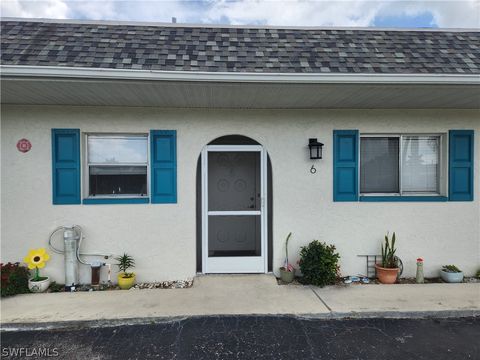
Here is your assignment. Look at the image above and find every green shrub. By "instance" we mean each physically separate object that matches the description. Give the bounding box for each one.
[1,262,30,297]
[299,240,340,287]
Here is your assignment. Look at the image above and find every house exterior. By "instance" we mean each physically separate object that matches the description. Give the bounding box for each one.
[1,19,479,284]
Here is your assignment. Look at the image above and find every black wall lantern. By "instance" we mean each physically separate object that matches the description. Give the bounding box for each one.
[308,138,324,160]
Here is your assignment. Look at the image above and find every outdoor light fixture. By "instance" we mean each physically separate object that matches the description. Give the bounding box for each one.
[308,138,324,160]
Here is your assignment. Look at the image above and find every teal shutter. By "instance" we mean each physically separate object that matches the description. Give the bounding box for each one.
[333,130,359,201]
[449,130,474,201]
[150,130,177,203]
[52,129,81,205]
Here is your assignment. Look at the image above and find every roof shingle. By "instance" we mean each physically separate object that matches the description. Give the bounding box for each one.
[1,20,479,74]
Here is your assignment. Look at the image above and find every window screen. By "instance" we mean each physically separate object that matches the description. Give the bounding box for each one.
[401,136,439,193]
[360,137,399,193]
[87,135,148,197]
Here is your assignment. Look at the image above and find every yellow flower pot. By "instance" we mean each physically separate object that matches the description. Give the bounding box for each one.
[117,273,136,290]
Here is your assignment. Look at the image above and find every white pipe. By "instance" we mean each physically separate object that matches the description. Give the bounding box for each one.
[48,226,112,259]
[106,263,111,283]
[79,253,114,258]
[73,225,90,266]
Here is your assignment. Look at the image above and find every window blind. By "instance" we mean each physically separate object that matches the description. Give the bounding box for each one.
[360,137,399,193]
[402,136,439,193]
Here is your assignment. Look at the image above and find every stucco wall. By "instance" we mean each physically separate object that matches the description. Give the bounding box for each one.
[1,105,479,284]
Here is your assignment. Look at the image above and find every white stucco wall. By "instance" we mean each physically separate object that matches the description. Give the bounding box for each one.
[1,105,479,284]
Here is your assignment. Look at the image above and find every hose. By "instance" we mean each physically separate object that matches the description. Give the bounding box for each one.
[48,226,112,265]
[48,226,67,254]
[73,225,90,265]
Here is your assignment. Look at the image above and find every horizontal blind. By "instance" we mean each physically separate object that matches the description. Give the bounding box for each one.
[402,136,439,193]
[89,166,147,175]
[88,135,147,164]
[360,137,399,193]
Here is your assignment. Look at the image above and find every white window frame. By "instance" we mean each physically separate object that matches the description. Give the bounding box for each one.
[84,133,150,199]
[360,133,446,197]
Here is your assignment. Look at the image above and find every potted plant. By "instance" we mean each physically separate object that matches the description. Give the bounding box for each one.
[23,248,51,293]
[115,253,136,290]
[440,265,464,283]
[279,232,295,283]
[375,232,399,284]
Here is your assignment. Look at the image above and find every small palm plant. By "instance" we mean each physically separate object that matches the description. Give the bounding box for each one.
[381,232,398,269]
[115,253,135,278]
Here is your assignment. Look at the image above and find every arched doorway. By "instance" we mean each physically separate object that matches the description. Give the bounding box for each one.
[196,135,273,273]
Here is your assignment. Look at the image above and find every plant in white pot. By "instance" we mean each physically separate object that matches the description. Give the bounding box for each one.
[440,265,464,283]
[279,232,295,283]
[23,248,51,293]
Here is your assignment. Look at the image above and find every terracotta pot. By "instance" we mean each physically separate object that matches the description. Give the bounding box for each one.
[375,264,399,284]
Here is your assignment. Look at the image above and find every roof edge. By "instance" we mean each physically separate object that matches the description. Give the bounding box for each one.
[2,65,479,85]
[1,17,479,32]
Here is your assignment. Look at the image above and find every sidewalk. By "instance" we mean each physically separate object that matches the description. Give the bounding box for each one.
[1,275,479,329]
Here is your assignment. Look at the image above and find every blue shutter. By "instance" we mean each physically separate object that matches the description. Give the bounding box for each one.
[333,130,359,202]
[449,130,474,201]
[52,129,81,205]
[150,130,177,203]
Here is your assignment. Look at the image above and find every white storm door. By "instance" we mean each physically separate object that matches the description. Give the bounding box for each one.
[202,145,267,273]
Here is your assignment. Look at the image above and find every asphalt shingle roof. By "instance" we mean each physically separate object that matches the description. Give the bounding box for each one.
[1,20,479,74]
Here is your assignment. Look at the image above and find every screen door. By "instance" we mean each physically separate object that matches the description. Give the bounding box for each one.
[201,145,267,273]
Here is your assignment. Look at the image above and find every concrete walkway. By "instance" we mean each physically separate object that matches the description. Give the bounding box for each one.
[1,275,479,328]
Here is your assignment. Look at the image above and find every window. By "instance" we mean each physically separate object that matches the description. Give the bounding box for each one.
[360,135,442,195]
[402,136,439,193]
[86,134,148,197]
[361,137,399,193]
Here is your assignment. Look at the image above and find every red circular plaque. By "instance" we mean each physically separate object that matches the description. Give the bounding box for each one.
[16,139,32,153]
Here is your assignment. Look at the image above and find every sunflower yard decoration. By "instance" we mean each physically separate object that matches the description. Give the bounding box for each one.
[23,248,51,293]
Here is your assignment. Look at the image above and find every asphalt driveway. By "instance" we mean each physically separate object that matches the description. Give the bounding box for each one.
[1,316,478,359]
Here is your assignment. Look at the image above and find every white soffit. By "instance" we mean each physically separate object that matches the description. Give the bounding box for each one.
[1,65,479,109]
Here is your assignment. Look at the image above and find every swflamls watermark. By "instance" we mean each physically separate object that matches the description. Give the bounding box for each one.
[1,347,59,358]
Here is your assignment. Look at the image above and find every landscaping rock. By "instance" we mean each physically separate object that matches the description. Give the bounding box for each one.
[130,279,194,290]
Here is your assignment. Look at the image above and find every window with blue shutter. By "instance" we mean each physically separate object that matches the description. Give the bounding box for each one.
[150,130,177,203]
[449,130,474,201]
[52,129,81,205]
[333,130,359,202]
